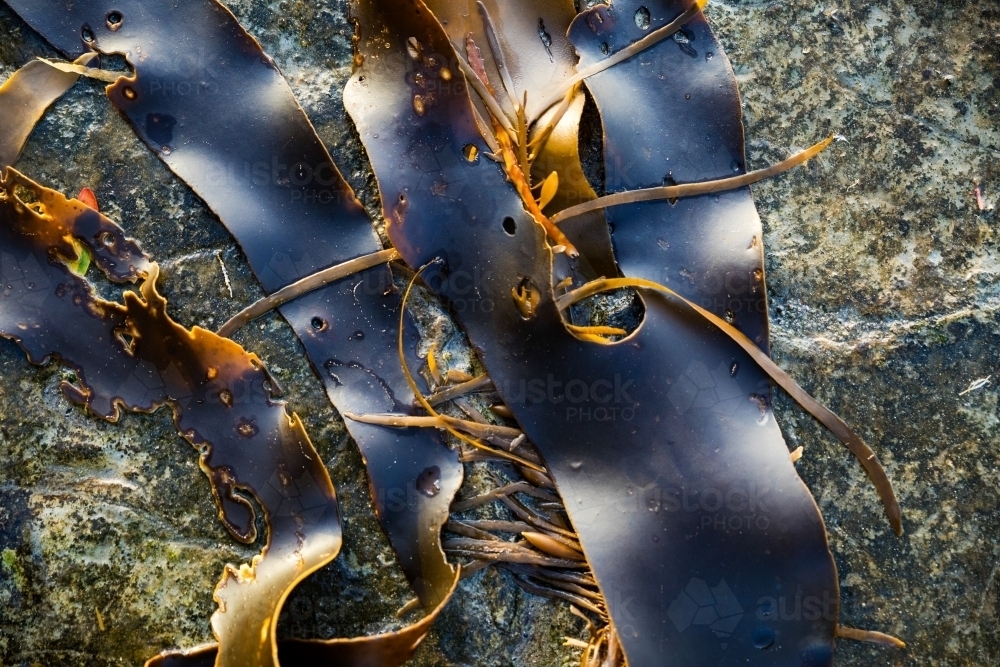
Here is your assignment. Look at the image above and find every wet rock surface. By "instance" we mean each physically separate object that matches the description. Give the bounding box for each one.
[0,0,997,665]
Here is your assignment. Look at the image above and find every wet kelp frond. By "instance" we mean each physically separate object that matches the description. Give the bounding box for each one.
[557,275,902,534]
[0,167,459,666]
[345,0,902,664]
[0,170,331,665]
[2,0,462,611]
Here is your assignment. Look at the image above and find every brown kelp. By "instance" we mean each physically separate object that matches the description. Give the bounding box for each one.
[2,0,462,610]
[0,162,459,666]
[0,0,909,665]
[344,0,901,664]
[0,54,455,667]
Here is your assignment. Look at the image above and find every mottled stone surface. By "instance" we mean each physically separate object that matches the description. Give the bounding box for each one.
[0,0,998,665]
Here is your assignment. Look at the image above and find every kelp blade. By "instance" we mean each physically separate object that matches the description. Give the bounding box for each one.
[344,0,840,665]
[0,169,343,666]
[3,0,462,610]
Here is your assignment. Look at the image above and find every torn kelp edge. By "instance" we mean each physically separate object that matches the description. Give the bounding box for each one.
[3,0,462,610]
[0,170,348,666]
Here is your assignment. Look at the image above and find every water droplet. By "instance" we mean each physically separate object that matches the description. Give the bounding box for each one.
[600,42,609,56]
[350,330,365,341]
[570,461,583,470]
[647,498,661,512]
[161,145,173,156]
[122,86,137,101]
[724,309,735,323]
[463,144,479,163]
[416,465,441,497]
[439,67,452,81]
[412,95,426,116]
[753,268,763,282]
[752,625,775,649]
[81,26,95,43]
[758,598,776,618]
[685,93,691,100]
[706,51,714,61]
[206,366,218,380]
[406,36,422,60]
[731,160,742,173]
[538,19,553,51]
[311,317,326,331]
[730,362,738,376]
[634,6,651,30]
[236,418,259,438]
[219,389,233,407]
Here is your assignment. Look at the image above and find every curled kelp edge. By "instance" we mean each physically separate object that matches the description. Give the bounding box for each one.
[145,569,459,667]
[0,53,98,168]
